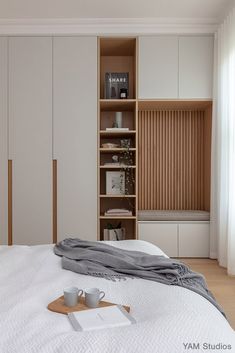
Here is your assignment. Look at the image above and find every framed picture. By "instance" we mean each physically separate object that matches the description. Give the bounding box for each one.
[106,171,125,195]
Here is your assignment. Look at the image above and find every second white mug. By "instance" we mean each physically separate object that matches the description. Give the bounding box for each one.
[85,288,105,308]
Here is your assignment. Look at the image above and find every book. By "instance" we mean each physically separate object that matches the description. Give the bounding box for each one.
[103,228,126,241]
[104,163,122,166]
[105,128,129,131]
[104,72,129,99]
[105,208,131,214]
[103,163,130,168]
[105,209,133,216]
[68,305,136,332]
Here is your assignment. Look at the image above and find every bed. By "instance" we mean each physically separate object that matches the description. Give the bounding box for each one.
[0,240,234,353]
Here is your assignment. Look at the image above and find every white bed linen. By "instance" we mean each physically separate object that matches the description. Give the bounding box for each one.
[0,240,234,353]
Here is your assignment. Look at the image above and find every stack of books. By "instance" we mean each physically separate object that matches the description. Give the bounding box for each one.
[104,162,127,167]
[105,127,129,131]
[104,209,132,217]
[103,227,125,241]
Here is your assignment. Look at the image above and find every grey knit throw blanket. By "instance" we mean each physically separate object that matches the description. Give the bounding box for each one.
[54,238,225,317]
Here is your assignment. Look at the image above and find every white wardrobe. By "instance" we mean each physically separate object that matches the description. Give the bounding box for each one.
[0,36,97,245]
[0,34,213,249]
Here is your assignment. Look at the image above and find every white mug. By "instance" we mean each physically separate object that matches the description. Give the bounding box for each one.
[64,287,83,307]
[85,288,105,308]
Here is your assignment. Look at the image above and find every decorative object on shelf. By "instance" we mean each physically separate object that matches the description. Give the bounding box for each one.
[112,121,118,128]
[104,208,133,217]
[120,88,128,99]
[101,143,119,148]
[119,144,136,212]
[106,171,125,195]
[115,112,123,128]
[112,155,119,163]
[103,155,122,167]
[105,72,129,99]
[120,139,131,148]
[103,222,126,241]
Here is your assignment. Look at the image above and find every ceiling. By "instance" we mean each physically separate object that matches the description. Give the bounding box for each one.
[0,0,233,22]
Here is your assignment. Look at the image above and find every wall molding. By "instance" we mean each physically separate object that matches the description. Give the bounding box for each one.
[0,18,218,35]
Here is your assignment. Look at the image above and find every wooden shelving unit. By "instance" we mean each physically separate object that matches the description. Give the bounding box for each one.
[98,37,138,241]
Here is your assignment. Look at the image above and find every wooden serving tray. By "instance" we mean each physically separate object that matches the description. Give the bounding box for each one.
[47,295,130,315]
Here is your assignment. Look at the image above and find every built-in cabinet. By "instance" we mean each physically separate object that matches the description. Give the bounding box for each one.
[0,34,214,251]
[138,36,178,99]
[138,35,213,257]
[9,37,53,245]
[0,36,97,245]
[138,35,213,99]
[53,37,97,242]
[178,223,210,257]
[139,221,210,257]
[138,222,178,257]
[179,36,214,98]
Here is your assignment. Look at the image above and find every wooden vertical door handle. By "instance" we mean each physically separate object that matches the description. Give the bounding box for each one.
[53,160,57,244]
[8,160,13,245]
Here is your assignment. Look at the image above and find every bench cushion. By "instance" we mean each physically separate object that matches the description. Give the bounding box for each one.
[138,210,210,222]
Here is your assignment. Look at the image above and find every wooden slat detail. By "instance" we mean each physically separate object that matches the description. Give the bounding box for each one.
[8,160,13,245]
[138,110,206,210]
[53,160,57,244]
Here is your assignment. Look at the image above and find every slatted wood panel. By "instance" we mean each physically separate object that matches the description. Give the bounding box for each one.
[138,110,205,210]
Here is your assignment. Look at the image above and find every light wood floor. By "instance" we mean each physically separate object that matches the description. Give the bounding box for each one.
[179,258,235,330]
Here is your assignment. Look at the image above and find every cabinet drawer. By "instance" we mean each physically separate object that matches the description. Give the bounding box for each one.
[179,223,210,257]
[138,222,178,257]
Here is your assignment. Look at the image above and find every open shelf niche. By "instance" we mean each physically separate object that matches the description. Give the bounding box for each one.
[98,37,138,241]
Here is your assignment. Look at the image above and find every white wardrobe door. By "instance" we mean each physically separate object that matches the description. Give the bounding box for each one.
[53,37,97,242]
[179,36,214,99]
[138,36,178,99]
[0,37,8,244]
[9,37,52,245]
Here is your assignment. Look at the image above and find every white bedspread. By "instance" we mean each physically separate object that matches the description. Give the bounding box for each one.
[0,240,234,353]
